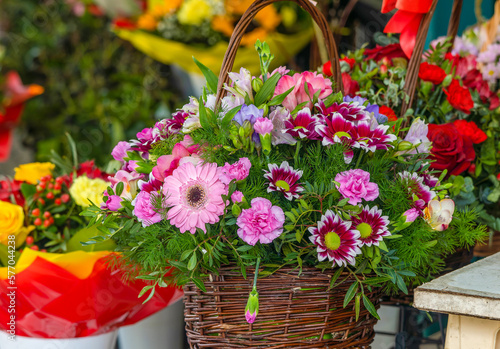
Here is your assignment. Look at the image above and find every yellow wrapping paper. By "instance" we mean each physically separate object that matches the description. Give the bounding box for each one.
[115,28,314,75]
[0,249,111,279]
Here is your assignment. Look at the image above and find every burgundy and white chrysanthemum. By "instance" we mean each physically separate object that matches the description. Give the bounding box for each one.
[351,122,397,152]
[398,171,437,210]
[164,110,188,134]
[284,108,322,140]
[350,205,390,247]
[316,100,371,123]
[263,161,303,200]
[315,113,355,147]
[308,210,362,267]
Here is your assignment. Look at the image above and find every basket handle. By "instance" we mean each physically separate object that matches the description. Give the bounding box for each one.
[215,0,342,109]
[400,0,464,118]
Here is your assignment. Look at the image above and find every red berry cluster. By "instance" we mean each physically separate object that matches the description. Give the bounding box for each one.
[30,175,71,230]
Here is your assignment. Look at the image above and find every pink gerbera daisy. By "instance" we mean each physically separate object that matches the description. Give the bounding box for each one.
[163,162,227,234]
[263,161,303,200]
[350,205,390,247]
[284,108,322,140]
[309,210,362,267]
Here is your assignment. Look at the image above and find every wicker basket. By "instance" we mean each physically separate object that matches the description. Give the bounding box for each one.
[474,231,500,257]
[184,266,381,348]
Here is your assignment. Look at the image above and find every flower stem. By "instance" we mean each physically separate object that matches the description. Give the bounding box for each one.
[294,141,301,165]
[355,151,364,169]
[253,257,261,289]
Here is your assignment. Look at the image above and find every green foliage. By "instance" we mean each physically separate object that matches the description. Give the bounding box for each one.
[0,0,180,165]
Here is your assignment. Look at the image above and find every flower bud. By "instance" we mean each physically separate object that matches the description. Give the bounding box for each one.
[232,204,242,217]
[244,287,259,324]
[397,141,413,151]
[252,78,263,94]
[442,75,452,87]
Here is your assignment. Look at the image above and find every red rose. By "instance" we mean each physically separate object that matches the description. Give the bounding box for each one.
[418,62,446,84]
[77,160,110,181]
[322,61,333,77]
[379,106,397,122]
[453,120,487,144]
[341,57,356,69]
[364,43,407,63]
[443,79,474,114]
[428,123,476,176]
[444,52,460,67]
[342,73,359,97]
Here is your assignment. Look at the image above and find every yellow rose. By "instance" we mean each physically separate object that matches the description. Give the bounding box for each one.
[69,176,110,207]
[14,162,55,184]
[0,201,25,244]
[177,0,213,26]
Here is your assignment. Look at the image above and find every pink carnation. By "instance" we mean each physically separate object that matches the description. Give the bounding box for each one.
[274,71,333,112]
[133,191,162,227]
[218,158,251,185]
[335,169,379,205]
[254,117,273,135]
[237,197,285,246]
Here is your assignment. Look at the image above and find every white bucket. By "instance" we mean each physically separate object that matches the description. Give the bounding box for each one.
[0,330,118,349]
[118,299,185,349]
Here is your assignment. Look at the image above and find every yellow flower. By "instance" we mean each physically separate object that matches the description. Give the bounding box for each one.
[177,0,213,26]
[14,162,55,184]
[69,175,109,208]
[0,201,25,244]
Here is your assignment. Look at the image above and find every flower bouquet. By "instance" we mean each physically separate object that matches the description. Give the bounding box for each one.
[83,0,485,347]
[0,71,43,162]
[88,0,313,75]
[0,147,182,346]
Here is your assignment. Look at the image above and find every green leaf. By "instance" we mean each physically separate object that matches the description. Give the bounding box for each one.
[20,183,37,200]
[180,250,193,261]
[193,57,218,94]
[362,294,380,320]
[236,245,254,252]
[198,97,210,129]
[192,278,207,292]
[343,282,358,308]
[268,86,294,106]
[329,267,344,289]
[396,274,408,294]
[187,253,197,271]
[323,91,343,107]
[378,241,388,252]
[221,105,242,128]
[115,181,124,197]
[143,287,156,304]
[138,285,153,299]
[355,293,361,321]
[254,72,281,106]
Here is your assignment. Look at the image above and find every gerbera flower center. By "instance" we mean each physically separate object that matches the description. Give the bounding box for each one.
[334,131,351,139]
[275,180,290,191]
[324,231,341,250]
[356,222,373,238]
[186,184,207,209]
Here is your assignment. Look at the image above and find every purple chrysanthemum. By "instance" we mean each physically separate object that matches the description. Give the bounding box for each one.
[284,108,322,140]
[316,100,371,123]
[350,206,390,247]
[263,161,303,200]
[398,171,437,210]
[308,210,362,267]
[351,122,397,152]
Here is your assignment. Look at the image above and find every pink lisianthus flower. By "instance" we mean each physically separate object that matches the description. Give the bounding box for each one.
[403,208,420,223]
[237,197,285,246]
[152,136,200,181]
[254,117,273,135]
[335,169,379,205]
[111,141,132,162]
[424,199,455,231]
[101,195,123,211]
[274,71,333,112]
[231,190,244,203]
[218,157,252,185]
[132,191,163,227]
[163,162,227,234]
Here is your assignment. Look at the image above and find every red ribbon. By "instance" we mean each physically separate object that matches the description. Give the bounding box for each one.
[382,0,433,58]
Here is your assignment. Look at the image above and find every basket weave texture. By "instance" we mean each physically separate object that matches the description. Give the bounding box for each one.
[183,266,381,348]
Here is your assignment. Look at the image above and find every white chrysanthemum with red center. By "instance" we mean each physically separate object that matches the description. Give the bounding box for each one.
[163,162,227,234]
[263,161,303,200]
[308,210,362,267]
[350,205,390,247]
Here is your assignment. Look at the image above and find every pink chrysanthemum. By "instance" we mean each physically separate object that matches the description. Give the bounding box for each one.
[309,210,362,267]
[316,100,371,123]
[350,206,390,247]
[398,171,437,210]
[284,108,322,140]
[351,122,397,152]
[163,162,227,234]
[263,161,304,200]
